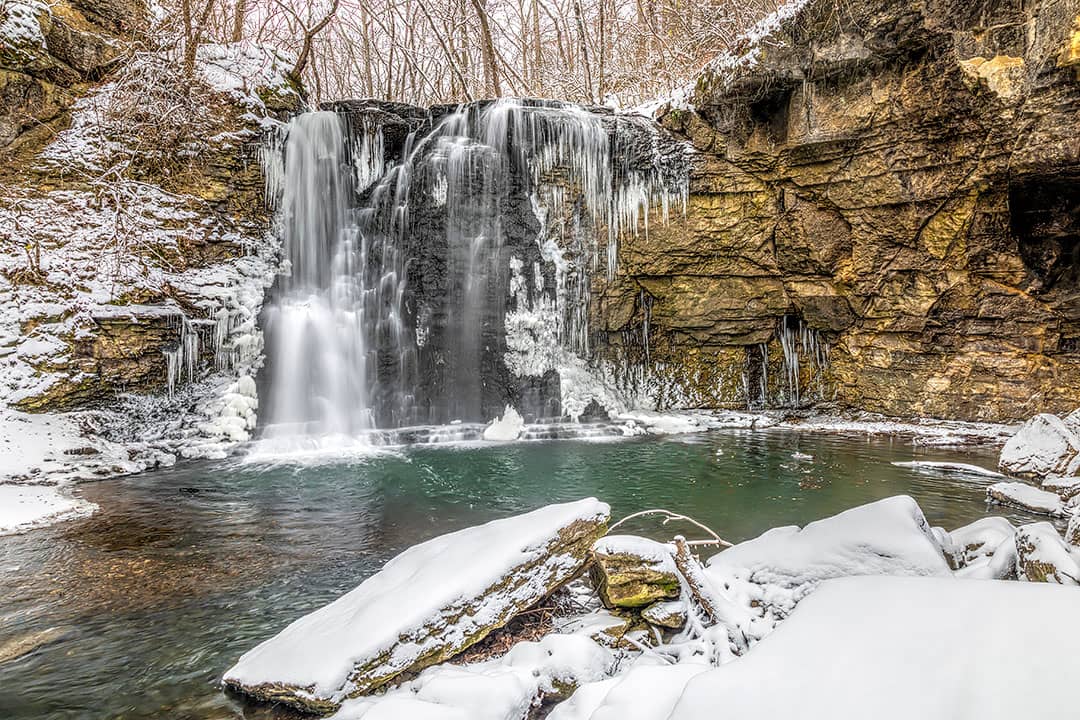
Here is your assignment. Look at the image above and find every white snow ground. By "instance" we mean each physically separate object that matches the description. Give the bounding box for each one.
[665,576,1079,720]
[0,483,96,535]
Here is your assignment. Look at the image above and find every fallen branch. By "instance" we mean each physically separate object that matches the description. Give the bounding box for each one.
[608,508,734,548]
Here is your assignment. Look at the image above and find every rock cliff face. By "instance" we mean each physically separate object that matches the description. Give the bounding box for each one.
[600,0,1080,421]
[1,0,300,437]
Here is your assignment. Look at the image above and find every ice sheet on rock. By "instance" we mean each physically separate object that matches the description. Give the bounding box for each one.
[329,634,612,720]
[224,499,610,706]
[483,406,525,442]
[0,484,96,534]
[987,482,1068,517]
[704,496,950,614]
[593,535,677,567]
[667,576,1080,720]
[999,413,1080,478]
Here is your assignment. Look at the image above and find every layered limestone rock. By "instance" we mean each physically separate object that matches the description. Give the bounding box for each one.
[224,499,610,714]
[590,535,682,608]
[600,0,1080,421]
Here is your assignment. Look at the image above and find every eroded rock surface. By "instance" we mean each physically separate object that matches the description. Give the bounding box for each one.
[598,0,1080,421]
[590,535,681,609]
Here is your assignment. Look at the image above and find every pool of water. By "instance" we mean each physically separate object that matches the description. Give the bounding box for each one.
[0,430,1042,719]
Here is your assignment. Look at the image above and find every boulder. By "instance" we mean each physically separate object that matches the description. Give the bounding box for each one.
[999,414,1080,478]
[947,517,1015,568]
[223,498,609,714]
[1014,522,1080,584]
[987,482,1068,517]
[590,535,681,609]
[642,600,688,630]
[1066,515,1080,547]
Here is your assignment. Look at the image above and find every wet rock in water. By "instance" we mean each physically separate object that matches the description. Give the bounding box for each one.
[0,626,70,665]
[642,600,688,630]
[987,482,1069,517]
[590,536,681,609]
[1014,523,1080,585]
[998,414,1080,479]
[223,498,609,714]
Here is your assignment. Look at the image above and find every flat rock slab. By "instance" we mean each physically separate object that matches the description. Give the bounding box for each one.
[987,481,1068,517]
[223,498,609,714]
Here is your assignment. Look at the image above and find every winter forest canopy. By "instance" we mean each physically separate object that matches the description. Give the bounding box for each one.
[171,0,781,104]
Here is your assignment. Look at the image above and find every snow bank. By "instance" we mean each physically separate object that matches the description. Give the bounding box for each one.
[224,498,610,712]
[0,407,139,483]
[0,484,96,534]
[483,405,524,442]
[999,412,1080,478]
[550,663,709,720]
[331,634,613,720]
[891,460,1005,478]
[667,576,1080,720]
[705,496,950,614]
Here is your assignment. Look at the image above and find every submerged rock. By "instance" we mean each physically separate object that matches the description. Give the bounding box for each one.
[590,535,681,609]
[999,414,1080,479]
[1014,522,1080,584]
[223,498,609,714]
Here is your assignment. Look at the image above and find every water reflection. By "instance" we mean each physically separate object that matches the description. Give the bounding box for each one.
[0,430,1044,719]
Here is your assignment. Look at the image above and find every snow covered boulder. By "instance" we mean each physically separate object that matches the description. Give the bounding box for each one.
[947,517,1016,575]
[998,413,1080,478]
[590,536,680,608]
[1014,522,1080,584]
[704,496,951,613]
[483,405,524,442]
[1067,515,1080,547]
[223,498,610,713]
[641,600,688,630]
[666,576,1080,720]
[986,482,1068,517]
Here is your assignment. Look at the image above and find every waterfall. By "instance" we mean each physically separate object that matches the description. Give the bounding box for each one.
[260,112,375,440]
[257,99,688,443]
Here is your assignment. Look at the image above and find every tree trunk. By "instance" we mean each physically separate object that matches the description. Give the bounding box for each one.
[469,0,502,97]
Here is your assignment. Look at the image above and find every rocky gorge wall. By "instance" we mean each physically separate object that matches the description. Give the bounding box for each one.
[599,0,1080,421]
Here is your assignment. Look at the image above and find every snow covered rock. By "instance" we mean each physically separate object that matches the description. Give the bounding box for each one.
[590,536,680,608]
[641,600,688,630]
[329,634,613,720]
[666,576,1080,720]
[550,663,709,720]
[704,496,950,614]
[1014,522,1080,584]
[1067,515,1080,547]
[223,498,610,713]
[998,413,1080,478]
[482,405,524,442]
[947,516,1015,568]
[986,482,1068,517]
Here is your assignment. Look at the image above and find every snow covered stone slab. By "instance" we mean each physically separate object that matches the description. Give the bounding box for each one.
[998,413,1080,478]
[704,496,950,612]
[667,576,1080,720]
[223,498,609,713]
[1014,522,1080,584]
[986,481,1068,517]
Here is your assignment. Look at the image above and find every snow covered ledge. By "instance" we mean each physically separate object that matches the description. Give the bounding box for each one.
[223,498,610,714]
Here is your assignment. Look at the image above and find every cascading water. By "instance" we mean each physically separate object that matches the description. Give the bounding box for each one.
[260,112,375,442]
[257,99,689,446]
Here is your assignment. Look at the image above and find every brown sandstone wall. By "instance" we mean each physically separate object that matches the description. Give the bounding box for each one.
[595,0,1080,421]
